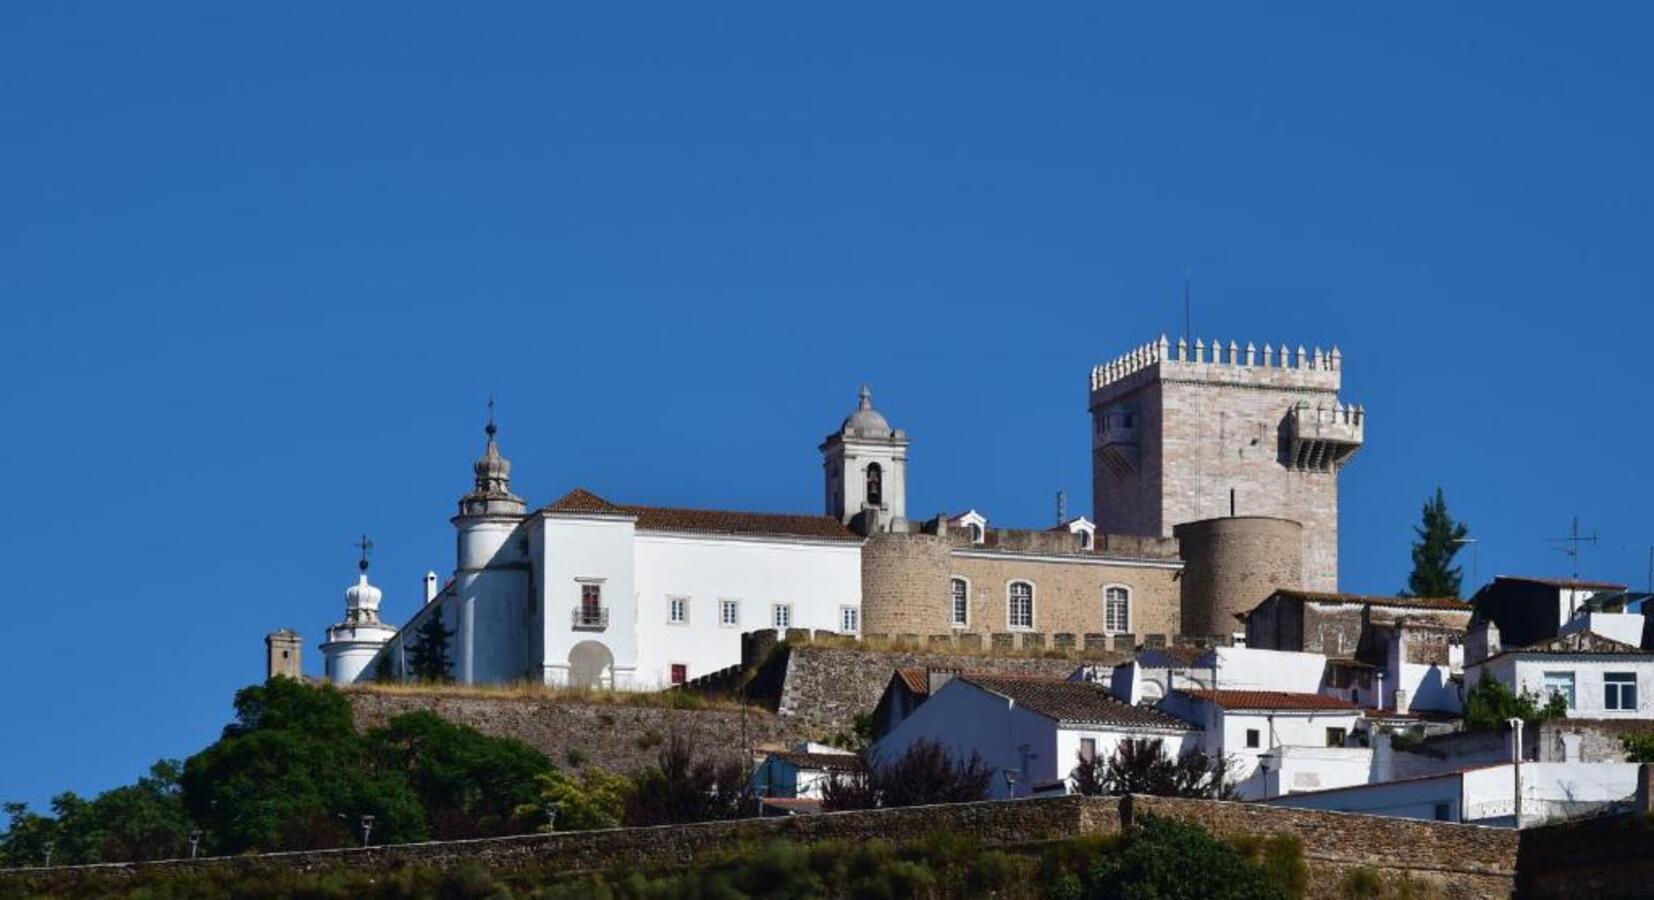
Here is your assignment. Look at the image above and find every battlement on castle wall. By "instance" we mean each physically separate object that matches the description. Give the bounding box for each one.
[1089,335,1343,398]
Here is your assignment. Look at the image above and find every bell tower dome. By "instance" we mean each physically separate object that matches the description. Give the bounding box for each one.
[320,538,398,684]
[820,385,909,535]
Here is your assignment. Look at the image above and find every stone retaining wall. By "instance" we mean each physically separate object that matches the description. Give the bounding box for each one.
[346,691,812,773]
[2,796,1521,899]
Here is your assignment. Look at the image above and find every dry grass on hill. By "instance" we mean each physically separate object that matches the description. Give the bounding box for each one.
[339,680,749,711]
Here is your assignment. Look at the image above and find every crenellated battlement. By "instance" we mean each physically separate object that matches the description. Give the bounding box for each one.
[1089,334,1342,392]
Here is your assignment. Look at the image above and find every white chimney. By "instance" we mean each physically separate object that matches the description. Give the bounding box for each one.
[423,571,439,604]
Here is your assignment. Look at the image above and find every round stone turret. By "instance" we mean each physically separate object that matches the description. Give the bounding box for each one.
[321,545,397,684]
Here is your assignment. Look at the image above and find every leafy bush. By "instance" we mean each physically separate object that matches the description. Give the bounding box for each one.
[820,739,992,811]
[1621,732,1654,763]
[1462,677,1567,731]
[517,765,632,832]
[1069,737,1235,799]
[623,734,753,826]
[1081,815,1288,900]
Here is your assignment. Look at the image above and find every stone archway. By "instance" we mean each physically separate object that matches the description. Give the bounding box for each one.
[568,640,615,690]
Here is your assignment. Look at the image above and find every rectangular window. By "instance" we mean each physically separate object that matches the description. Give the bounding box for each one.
[719,599,740,628]
[668,596,688,625]
[1245,729,1260,749]
[772,603,792,630]
[1605,672,1638,711]
[951,578,969,628]
[670,664,687,686]
[581,583,602,614]
[1008,582,1034,629]
[1326,727,1347,747]
[840,606,860,634]
[1079,738,1097,763]
[1104,586,1130,634]
[1543,671,1576,709]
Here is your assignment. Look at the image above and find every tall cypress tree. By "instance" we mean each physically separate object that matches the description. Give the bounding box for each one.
[407,613,456,682]
[1406,487,1470,598]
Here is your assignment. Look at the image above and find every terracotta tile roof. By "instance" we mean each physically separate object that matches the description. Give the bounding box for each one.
[1269,589,1472,612]
[1492,576,1629,592]
[1177,689,1360,712]
[767,751,865,772]
[894,667,931,695]
[959,676,1193,730]
[542,489,861,542]
[1481,630,1650,662]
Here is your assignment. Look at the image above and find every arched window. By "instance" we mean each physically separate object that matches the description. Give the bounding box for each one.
[950,578,969,627]
[1104,586,1130,634]
[1008,581,1034,629]
[866,463,883,506]
[967,523,983,543]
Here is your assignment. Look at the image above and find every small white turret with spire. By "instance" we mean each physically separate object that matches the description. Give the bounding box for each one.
[320,536,398,685]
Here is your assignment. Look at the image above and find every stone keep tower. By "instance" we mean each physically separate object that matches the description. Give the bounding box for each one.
[1089,336,1364,591]
[821,386,909,534]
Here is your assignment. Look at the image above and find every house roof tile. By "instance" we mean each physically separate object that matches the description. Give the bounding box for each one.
[1491,576,1629,591]
[767,751,865,772]
[959,676,1193,730]
[1480,630,1651,663]
[1266,589,1472,613]
[1176,689,1360,712]
[542,489,861,542]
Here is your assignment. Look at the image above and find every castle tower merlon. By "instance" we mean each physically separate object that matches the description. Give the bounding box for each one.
[1090,337,1343,405]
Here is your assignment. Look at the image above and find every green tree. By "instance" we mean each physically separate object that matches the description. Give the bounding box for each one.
[516,765,633,832]
[624,735,754,826]
[406,613,455,682]
[1405,487,1469,598]
[0,762,193,867]
[1463,677,1568,731]
[1620,732,1654,762]
[362,710,551,839]
[179,679,427,853]
[820,739,993,811]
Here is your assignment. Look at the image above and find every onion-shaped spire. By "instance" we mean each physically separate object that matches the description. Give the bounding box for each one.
[458,399,526,518]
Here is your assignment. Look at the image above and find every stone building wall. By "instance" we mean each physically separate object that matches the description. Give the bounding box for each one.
[860,531,1182,643]
[1174,516,1303,637]
[6,796,1520,899]
[1090,340,1359,592]
[774,644,1115,736]
[346,691,812,773]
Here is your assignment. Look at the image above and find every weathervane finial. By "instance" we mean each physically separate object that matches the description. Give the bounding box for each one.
[355,534,374,573]
[485,395,497,438]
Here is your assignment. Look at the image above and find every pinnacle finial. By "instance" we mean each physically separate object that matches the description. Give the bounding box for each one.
[355,534,374,573]
[859,384,873,409]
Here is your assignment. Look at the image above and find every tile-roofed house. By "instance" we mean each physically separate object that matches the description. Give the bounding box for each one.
[543,488,861,542]
[1264,589,1472,612]
[752,743,864,805]
[1470,575,1639,651]
[1158,686,1367,800]
[1464,626,1654,721]
[960,675,1195,730]
[872,674,1203,800]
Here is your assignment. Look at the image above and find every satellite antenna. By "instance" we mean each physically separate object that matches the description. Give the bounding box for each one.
[1545,517,1597,583]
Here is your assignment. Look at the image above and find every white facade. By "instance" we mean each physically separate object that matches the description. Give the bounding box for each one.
[1157,692,1364,800]
[1206,647,1328,692]
[320,564,398,685]
[1560,612,1646,647]
[1468,652,1654,720]
[1270,762,1645,827]
[873,678,1198,799]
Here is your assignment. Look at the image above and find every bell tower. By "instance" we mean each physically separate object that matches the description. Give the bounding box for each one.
[821,385,909,535]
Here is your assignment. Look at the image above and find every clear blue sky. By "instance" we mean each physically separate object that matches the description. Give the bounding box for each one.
[2,3,1651,810]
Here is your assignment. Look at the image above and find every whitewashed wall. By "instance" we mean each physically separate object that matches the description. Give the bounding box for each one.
[632,532,861,688]
[537,514,640,687]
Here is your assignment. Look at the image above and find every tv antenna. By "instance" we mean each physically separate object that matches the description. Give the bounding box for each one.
[1545,517,1597,583]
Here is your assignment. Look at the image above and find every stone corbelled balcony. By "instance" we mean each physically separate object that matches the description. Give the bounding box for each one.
[1286,402,1364,471]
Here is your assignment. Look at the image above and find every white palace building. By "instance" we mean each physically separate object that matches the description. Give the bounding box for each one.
[318,391,896,690]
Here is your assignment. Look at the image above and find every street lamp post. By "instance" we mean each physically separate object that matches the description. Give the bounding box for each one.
[360,814,375,847]
[188,830,203,859]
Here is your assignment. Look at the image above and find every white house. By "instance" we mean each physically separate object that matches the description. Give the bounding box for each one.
[1464,628,1654,721]
[1269,761,1647,828]
[751,743,864,812]
[1157,689,1366,800]
[872,675,1199,799]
